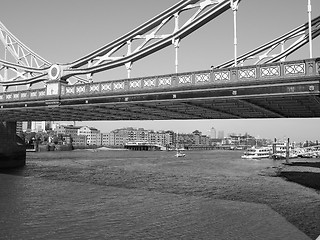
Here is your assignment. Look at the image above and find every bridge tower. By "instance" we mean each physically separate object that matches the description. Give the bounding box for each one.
[0,122,26,168]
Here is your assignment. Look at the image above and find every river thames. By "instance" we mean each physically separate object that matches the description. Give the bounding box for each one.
[0,149,319,239]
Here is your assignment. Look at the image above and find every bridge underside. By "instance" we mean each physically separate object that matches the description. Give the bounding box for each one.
[0,76,319,122]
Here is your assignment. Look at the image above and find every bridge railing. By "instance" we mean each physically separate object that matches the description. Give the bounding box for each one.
[61,58,320,96]
[0,58,319,102]
[0,88,47,102]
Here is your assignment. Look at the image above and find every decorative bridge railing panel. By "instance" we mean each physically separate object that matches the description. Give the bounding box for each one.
[238,68,257,79]
[260,65,281,78]
[284,62,306,76]
[0,58,319,102]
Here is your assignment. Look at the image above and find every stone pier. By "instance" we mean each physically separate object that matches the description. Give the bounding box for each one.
[0,122,26,168]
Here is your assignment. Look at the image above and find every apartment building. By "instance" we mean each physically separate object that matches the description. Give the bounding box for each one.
[101,133,110,146]
[78,126,101,145]
[104,128,174,147]
[55,125,81,137]
[72,135,87,146]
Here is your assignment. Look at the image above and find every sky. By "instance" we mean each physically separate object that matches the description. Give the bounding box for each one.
[1,0,320,142]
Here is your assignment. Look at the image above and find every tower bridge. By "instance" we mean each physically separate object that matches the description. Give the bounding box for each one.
[0,0,320,167]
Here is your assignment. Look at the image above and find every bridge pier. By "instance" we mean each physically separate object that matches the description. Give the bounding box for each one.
[0,122,26,168]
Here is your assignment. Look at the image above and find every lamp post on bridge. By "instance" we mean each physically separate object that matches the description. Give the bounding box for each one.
[173,39,180,74]
[230,0,240,67]
[126,62,132,79]
[173,13,180,74]
[307,0,313,58]
[126,40,132,78]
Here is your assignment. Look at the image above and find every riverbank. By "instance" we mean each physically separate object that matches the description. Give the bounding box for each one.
[2,150,320,239]
[275,158,320,191]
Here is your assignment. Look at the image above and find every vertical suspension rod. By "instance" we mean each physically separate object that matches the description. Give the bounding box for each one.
[126,40,132,78]
[230,0,239,67]
[174,40,180,74]
[307,0,313,58]
[174,13,180,74]
[4,36,8,83]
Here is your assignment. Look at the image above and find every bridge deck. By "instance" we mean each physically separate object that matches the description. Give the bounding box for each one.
[0,58,319,121]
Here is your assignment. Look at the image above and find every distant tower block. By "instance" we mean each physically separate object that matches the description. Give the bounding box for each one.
[218,130,224,139]
[211,127,216,139]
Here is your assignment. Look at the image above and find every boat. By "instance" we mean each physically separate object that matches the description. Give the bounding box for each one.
[271,152,298,160]
[270,141,298,160]
[175,150,186,157]
[124,141,166,151]
[241,146,271,159]
[175,131,185,157]
[295,145,320,158]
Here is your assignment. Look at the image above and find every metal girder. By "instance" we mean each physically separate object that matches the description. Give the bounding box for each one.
[113,105,170,120]
[295,97,320,117]
[236,99,285,118]
[217,15,320,68]
[243,95,320,118]
[0,21,50,69]
[0,21,51,89]
[312,95,320,105]
[133,102,203,119]
[94,104,167,120]
[181,101,242,118]
[1,94,320,121]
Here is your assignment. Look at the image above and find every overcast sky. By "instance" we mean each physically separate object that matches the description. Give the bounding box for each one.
[1,0,320,142]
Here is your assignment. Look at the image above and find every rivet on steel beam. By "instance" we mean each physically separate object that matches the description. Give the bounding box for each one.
[85,100,89,104]
[0,106,3,108]
[25,104,27,107]
[173,94,177,99]
[125,97,129,101]
[309,85,315,91]
[232,90,237,95]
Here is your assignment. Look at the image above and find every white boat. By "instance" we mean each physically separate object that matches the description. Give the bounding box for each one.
[241,147,271,159]
[270,141,298,160]
[175,132,186,157]
[296,145,320,158]
[175,148,186,157]
[271,151,298,160]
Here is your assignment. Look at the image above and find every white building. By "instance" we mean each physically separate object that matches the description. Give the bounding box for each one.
[104,128,174,147]
[210,127,216,139]
[218,130,224,139]
[101,133,110,146]
[55,124,81,136]
[22,121,46,132]
[78,126,101,145]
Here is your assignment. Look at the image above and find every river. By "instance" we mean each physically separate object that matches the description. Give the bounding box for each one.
[0,149,319,239]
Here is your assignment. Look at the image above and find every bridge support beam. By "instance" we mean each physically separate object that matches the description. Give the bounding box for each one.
[0,122,26,168]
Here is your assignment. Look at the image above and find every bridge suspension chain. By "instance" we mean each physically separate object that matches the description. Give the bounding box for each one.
[216,15,320,68]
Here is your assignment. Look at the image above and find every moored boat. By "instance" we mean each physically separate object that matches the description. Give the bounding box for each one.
[175,150,186,157]
[271,152,298,160]
[296,145,320,158]
[241,146,271,159]
[175,132,186,157]
[270,141,298,160]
